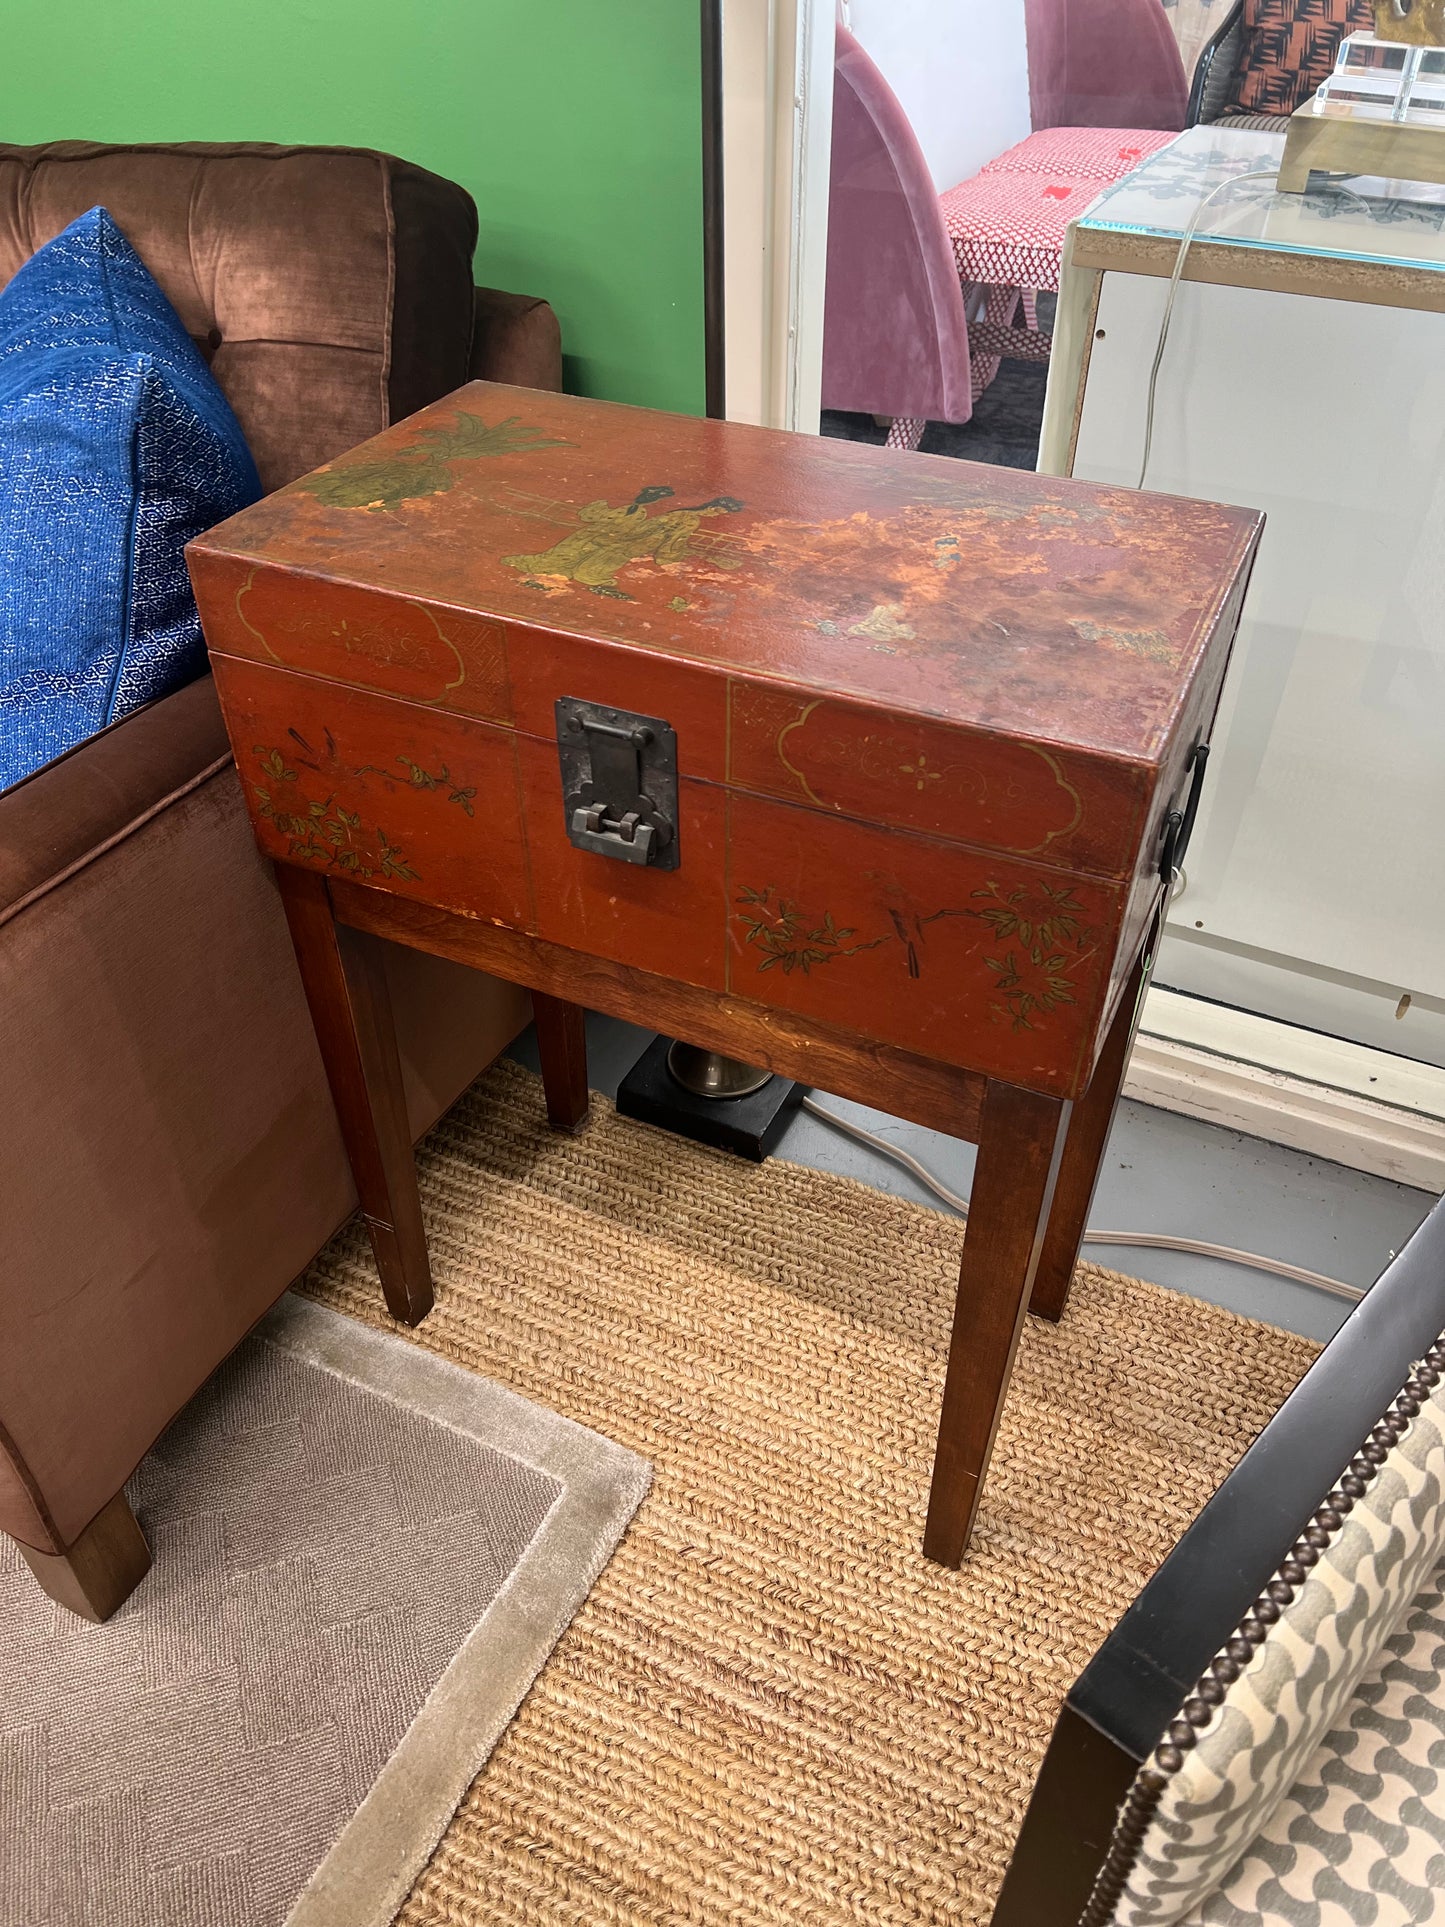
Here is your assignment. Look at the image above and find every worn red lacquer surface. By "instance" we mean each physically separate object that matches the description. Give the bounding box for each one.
[191,382,1260,1095]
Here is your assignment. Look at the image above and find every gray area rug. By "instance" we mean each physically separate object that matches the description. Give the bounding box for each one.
[0,1295,650,1927]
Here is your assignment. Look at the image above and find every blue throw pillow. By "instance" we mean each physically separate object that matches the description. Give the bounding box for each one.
[0,206,260,788]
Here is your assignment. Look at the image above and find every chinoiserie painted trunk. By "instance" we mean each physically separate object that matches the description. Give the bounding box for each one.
[187,382,1260,1101]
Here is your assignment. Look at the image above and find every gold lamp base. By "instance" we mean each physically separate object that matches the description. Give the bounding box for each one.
[1278,95,1445,191]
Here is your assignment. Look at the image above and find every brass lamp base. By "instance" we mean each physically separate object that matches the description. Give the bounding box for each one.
[615,1035,806,1160]
[1278,96,1445,191]
[665,1042,773,1100]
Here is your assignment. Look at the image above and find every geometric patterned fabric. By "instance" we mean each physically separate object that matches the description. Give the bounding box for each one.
[937,128,1175,419]
[1225,0,1373,118]
[1186,1555,1445,1925]
[1110,1360,1445,1926]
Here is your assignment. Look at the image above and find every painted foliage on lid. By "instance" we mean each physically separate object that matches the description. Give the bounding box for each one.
[203,383,1260,763]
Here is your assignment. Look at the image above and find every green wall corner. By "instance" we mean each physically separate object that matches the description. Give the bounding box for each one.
[2,0,705,415]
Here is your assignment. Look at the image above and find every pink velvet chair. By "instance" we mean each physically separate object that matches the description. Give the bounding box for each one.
[822,27,975,450]
[823,0,1188,450]
[1024,0,1189,129]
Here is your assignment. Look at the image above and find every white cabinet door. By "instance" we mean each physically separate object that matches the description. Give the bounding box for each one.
[1073,271,1445,1067]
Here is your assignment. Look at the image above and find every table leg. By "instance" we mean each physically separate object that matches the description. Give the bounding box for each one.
[923,1081,1070,1567]
[1037,246,1101,479]
[1028,929,1156,1323]
[533,991,590,1133]
[276,866,434,1326]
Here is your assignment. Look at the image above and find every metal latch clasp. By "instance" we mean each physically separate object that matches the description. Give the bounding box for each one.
[555,697,680,869]
[570,800,656,864]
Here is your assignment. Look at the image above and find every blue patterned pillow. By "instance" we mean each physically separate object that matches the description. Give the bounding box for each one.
[0,206,260,788]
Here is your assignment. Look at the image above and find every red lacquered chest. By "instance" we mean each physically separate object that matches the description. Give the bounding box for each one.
[190,382,1258,1102]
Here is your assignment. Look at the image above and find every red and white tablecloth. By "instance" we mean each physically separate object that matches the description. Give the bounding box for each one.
[886,129,1175,448]
[980,126,1173,180]
[941,127,1174,293]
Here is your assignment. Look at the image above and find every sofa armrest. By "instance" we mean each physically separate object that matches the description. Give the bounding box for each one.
[0,675,231,927]
[0,755,530,1559]
[468,286,563,392]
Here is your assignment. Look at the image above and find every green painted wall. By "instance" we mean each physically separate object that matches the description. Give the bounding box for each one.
[2,1,705,414]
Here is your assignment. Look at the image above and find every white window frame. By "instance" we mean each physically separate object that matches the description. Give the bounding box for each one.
[720,0,835,431]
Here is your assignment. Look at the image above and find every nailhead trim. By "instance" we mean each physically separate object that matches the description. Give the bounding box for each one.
[1076,1335,1445,1927]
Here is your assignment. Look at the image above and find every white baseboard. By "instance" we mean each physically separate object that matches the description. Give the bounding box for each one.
[1127,996,1445,1192]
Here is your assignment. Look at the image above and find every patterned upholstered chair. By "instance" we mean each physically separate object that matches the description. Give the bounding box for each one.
[1186,0,1374,133]
[991,1190,1445,1926]
[1163,0,1239,81]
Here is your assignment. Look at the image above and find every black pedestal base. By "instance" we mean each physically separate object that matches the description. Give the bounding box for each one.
[614,1036,806,1161]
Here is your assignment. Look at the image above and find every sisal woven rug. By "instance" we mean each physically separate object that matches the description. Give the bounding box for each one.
[0,1295,648,1927]
[302,1058,1321,1926]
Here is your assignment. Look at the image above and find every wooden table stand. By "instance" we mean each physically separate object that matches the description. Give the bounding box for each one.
[277,863,1158,1568]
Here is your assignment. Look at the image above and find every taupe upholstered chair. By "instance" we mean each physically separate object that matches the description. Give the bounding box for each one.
[0,142,561,1620]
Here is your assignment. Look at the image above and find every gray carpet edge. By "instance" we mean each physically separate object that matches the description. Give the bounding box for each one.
[260,1293,653,1927]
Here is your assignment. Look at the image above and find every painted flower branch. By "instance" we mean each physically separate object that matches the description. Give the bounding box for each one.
[249,743,454,882]
[734,885,891,975]
[735,878,1099,1030]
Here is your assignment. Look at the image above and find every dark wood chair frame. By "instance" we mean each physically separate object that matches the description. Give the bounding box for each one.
[990,1189,1445,1925]
[1185,1,1247,128]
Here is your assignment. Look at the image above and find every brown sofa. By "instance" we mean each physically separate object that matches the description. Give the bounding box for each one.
[0,142,560,1619]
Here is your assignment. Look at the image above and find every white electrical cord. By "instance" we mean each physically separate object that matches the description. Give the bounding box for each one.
[800,1096,1364,1302]
[1137,168,1280,489]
